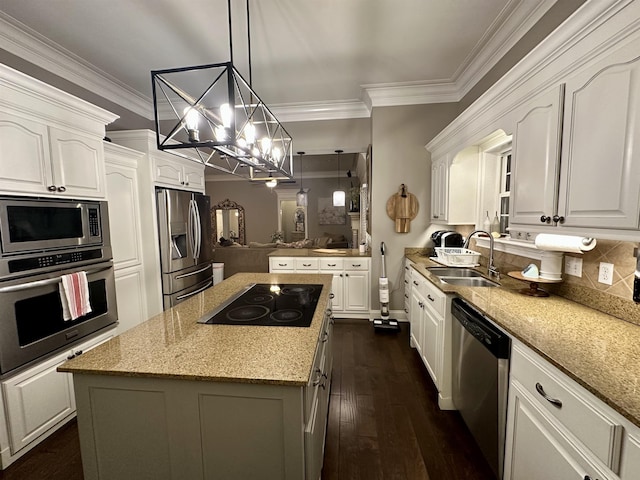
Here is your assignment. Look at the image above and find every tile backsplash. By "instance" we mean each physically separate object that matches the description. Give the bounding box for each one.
[468,235,640,326]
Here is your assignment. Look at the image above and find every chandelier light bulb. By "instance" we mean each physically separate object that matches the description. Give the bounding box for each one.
[261,137,272,155]
[272,147,282,164]
[215,125,228,141]
[183,107,200,142]
[244,122,256,145]
[220,103,233,128]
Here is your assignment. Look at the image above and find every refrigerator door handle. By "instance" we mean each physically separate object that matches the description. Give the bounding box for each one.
[194,200,202,260]
[188,199,197,262]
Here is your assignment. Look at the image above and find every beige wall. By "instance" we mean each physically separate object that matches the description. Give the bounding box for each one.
[206,175,357,244]
[370,103,459,312]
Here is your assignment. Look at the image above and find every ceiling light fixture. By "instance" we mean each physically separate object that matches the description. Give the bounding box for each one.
[151,0,293,182]
[296,151,308,207]
[332,149,345,207]
[266,175,278,189]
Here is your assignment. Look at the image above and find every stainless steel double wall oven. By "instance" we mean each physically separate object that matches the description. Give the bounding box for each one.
[0,196,118,377]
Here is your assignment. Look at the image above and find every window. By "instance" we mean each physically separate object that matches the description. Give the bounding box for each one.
[499,150,512,234]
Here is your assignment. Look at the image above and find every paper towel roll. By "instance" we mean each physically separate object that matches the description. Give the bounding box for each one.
[534,234,596,253]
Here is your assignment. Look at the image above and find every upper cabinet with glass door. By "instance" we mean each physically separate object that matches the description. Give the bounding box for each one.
[510,38,640,234]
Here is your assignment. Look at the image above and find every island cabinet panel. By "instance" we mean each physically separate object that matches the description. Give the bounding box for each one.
[73,375,307,480]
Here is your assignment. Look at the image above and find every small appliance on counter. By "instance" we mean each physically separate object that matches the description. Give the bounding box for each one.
[430,230,464,257]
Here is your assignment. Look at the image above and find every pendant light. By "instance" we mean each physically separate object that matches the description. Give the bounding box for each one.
[151,0,293,181]
[296,151,308,207]
[332,150,345,207]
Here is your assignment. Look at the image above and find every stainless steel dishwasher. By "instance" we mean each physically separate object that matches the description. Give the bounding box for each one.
[451,297,511,480]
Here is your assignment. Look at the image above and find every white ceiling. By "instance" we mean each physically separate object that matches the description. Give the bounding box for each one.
[0,0,557,122]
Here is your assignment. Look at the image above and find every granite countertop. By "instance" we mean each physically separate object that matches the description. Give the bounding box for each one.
[406,252,640,427]
[269,248,371,257]
[58,273,333,386]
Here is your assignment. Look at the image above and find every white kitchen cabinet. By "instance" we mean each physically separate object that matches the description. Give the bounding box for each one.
[152,154,205,192]
[0,329,115,468]
[270,256,370,318]
[504,341,624,480]
[408,267,454,410]
[105,142,150,334]
[557,43,640,230]
[510,40,640,233]
[510,86,563,227]
[430,147,479,225]
[0,113,106,199]
[403,258,413,319]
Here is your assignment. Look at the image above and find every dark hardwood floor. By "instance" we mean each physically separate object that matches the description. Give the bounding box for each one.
[322,319,495,480]
[0,319,495,480]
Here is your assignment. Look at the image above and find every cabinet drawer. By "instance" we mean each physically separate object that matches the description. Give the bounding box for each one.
[344,259,369,270]
[511,343,623,470]
[415,277,445,316]
[269,258,294,270]
[295,258,319,271]
[319,258,344,270]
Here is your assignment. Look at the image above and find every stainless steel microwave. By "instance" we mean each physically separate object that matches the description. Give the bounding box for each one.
[0,196,109,255]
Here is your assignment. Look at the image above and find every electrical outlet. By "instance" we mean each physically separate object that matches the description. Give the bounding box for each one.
[598,262,614,285]
[565,256,583,277]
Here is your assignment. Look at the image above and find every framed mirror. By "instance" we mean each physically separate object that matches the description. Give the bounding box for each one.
[211,199,245,245]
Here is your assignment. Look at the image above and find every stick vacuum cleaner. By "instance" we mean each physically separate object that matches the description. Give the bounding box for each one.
[373,242,400,331]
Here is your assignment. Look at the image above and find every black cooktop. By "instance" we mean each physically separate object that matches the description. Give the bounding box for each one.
[198,283,323,327]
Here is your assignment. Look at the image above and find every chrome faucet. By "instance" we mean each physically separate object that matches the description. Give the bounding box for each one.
[463,230,500,279]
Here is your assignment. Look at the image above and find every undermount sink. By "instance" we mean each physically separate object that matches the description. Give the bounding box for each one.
[439,277,500,288]
[426,267,499,287]
[427,267,484,278]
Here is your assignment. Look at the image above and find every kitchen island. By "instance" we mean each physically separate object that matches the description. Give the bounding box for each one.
[59,273,334,480]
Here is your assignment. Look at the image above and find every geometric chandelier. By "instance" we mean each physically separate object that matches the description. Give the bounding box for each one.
[151,0,293,181]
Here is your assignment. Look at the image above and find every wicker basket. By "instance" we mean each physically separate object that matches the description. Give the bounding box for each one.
[435,248,481,266]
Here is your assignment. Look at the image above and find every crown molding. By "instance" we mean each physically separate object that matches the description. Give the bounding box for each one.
[425,0,639,158]
[270,100,370,122]
[453,0,557,99]
[0,12,152,120]
[363,81,459,108]
[0,0,559,123]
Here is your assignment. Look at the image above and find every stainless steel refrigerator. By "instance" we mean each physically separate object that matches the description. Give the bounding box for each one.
[156,188,214,309]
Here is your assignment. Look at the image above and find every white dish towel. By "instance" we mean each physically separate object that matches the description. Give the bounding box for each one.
[59,271,92,321]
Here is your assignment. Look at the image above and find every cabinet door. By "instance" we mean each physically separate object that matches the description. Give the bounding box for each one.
[322,272,344,312]
[344,271,368,312]
[421,307,440,386]
[2,351,75,455]
[558,47,640,229]
[504,382,615,480]
[153,156,183,187]
[49,127,105,198]
[510,86,563,226]
[182,163,205,191]
[409,288,424,353]
[431,158,448,222]
[0,113,53,195]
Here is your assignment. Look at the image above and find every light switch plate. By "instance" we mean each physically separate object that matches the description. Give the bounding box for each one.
[598,262,614,285]
[565,256,582,277]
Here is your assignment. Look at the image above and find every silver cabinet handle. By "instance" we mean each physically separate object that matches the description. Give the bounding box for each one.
[57,186,66,192]
[48,185,57,191]
[535,382,562,408]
